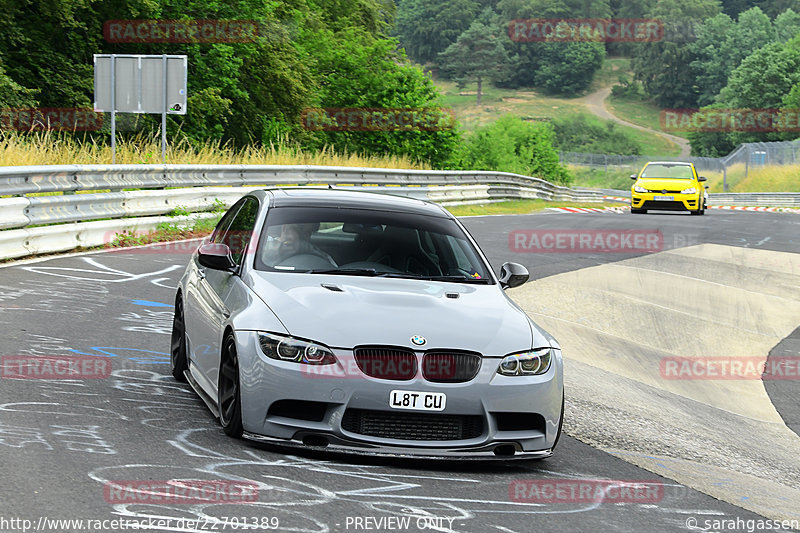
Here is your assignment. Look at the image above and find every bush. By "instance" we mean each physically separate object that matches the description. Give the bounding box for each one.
[452,115,571,184]
[610,75,645,99]
[551,114,641,155]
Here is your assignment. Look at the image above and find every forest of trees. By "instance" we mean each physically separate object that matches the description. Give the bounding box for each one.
[397,0,800,156]
[2,0,800,176]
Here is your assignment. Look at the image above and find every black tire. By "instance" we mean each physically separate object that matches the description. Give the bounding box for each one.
[631,208,647,214]
[551,393,565,452]
[170,295,188,382]
[218,332,243,438]
[690,195,704,216]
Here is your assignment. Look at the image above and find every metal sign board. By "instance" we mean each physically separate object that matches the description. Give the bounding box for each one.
[94,54,187,114]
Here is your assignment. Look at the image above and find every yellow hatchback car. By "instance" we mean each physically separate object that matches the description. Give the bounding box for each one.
[630,161,708,215]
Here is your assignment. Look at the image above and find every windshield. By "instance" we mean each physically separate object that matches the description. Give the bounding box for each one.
[254,206,492,283]
[640,164,695,179]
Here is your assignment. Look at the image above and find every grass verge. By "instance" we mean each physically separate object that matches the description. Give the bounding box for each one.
[606,93,688,142]
[0,131,431,169]
[107,214,223,249]
[446,199,622,217]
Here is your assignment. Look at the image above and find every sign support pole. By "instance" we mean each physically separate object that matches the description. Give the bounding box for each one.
[110,54,116,165]
[161,54,167,164]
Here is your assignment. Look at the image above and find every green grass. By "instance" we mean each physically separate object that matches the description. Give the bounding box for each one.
[569,166,636,190]
[621,124,682,157]
[436,79,586,132]
[704,164,800,193]
[446,199,622,217]
[606,94,689,141]
[589,57,632,92]
[109,214,223,248]
[434,57,682,158]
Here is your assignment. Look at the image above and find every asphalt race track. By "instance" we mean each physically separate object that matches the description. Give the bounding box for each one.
[1,208,798,532]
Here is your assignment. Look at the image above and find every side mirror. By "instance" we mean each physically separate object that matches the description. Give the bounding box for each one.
[630,174,638,180]
[198,243,236,271]
[698,176,707,182]
[499,262,529,289]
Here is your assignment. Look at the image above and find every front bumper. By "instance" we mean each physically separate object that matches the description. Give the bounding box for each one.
[631,192,702,211]
[235,331,563,458]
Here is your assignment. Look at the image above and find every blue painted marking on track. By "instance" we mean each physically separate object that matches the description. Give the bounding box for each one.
[131,299,173,308]
[69,347,170,365]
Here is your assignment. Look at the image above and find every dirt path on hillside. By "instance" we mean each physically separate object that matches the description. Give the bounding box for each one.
[580,86,691,158]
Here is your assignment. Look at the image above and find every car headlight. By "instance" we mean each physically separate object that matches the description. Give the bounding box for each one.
[680,187,697,194]
[634,185,647,193]
[497,348,552,376]
[258,332,336,365]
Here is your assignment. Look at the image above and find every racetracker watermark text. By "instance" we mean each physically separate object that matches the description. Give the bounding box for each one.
[1,356,111,379]
[509,229,663,253]
[661,109,800,132]
[104,20,260,43]
[103,480,259,504]
[661,357,800,380]
[508,18,663,42]
[1,108,103,131]
[509,479,664,503]
[300,107,456,132]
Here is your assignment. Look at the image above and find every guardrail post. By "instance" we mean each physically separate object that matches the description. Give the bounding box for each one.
[722,165,728,192]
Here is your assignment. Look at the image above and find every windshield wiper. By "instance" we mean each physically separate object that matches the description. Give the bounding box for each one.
[386,273,488,283]
[306,268,383,276]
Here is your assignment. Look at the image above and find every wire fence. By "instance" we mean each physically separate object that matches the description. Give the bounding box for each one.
[561,140,800,191]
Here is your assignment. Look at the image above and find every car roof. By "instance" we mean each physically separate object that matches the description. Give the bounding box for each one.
[255,187,452,218]
[645,161,694,166]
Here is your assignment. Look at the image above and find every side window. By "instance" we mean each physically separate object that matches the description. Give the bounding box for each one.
[221,197,260,266]
[210,199,245,244]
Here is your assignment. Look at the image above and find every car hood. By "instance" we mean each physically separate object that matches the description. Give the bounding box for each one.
[636,178,696,190]
[247,271,548,355]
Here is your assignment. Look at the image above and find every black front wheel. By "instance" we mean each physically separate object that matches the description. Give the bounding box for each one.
[170,295,188,382]
[218,333,243,438]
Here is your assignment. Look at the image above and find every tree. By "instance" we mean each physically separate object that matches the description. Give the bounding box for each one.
[454,115,571,184]
[303,27,462,167]
[535,41,605,95]
[760,0,800,17]
[774,9,800,41]
[631,0,722,108]
[690,8,772,107]
[719,40,800,110]
[0,60,36,109]
[438,21,511,105]
[395,0,479,63]
[690,39,800,154]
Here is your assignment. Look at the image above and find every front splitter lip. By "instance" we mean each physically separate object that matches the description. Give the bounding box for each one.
[242,431,553,461]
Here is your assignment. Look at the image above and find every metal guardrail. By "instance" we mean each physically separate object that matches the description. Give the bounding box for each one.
[0,165,613,231]
[0,164,588,197]
[0,164,616,260]
[1,164,798,262]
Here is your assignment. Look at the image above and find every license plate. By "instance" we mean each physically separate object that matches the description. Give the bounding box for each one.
[653,195,674,201]
[389,390,446,411]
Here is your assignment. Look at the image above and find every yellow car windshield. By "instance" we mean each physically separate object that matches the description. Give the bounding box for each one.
[641,164,694,179]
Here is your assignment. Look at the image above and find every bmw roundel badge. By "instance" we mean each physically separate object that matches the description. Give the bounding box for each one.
[411,335,426,346]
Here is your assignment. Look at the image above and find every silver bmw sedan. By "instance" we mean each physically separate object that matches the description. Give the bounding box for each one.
[171,188,564,459]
